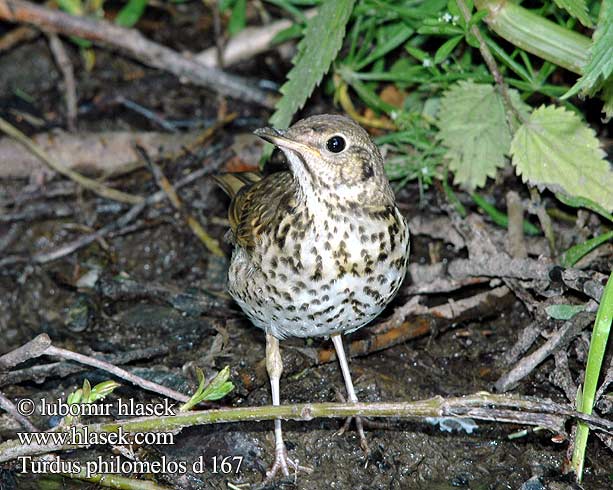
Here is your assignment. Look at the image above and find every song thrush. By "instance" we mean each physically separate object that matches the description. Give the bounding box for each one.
[215,114,410,479]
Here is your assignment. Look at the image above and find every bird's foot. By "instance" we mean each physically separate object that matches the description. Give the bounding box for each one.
[265,444,312,482]
[336,415,369,454]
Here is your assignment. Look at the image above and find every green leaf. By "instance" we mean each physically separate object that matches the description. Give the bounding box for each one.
[565,0,613,98]
[228,0,247,36]
[437,81,528,189]
[571,270,613,480]
[553,0,592,27]
[180,366,234,411]
[545,304,586,320]
[115,0,148,28]
[354,21,414,70]
[470,193,541,236]
[511,105,613,212]
[56,0,83,15]
[269,0,356,129]
[559,230,613,267]
[554,192,613,223]
[271,23,304,45]
[434,35,463,64]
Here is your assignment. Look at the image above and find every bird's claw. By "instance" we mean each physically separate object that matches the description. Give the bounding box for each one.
[336,415,370,454]
[265,444,312,482]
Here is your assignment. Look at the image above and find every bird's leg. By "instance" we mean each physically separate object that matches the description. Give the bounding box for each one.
[264,332,312,481]
[331,333,369,454]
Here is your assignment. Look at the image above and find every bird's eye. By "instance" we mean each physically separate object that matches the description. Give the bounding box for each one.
[326,135,346,153]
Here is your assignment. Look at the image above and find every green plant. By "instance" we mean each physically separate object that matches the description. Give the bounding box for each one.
[265,0,613,215]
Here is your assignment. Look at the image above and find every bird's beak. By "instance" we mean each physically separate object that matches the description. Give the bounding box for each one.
[254,127,321,159]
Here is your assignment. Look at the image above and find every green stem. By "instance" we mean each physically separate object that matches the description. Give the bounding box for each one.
[570,271,613,481]
[475,0,591,75]
[3,393,611,464]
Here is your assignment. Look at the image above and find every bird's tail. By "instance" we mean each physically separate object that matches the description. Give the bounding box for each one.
[213,172,262,198]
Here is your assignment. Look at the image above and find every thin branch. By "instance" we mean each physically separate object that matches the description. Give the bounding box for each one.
[0,0,276,108]
[1,392,610,463]
[0,148,230,268]
[43,345,190,403]
[0,116,143,204]
[0,335,188,403]
[0,333,51,369]
[495,312,595,392]
[456,0,524,125]
[47,32,77,131]
[0,391,38,431]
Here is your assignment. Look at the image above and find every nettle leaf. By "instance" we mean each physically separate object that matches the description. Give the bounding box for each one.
[511,105,613,212]
[566,0,613,98]
[437,81,528,189]
[269,0,356,129]
[553,0,592,27]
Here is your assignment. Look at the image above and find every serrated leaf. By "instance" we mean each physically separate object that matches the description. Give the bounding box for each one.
[565,0,612,97]
[437,81,529,189]
[511,105,613,211]
[553,0,592,27]
[546,304,586,320]
[269,0,356,129]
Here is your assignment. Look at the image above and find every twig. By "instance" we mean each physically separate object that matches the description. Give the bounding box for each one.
[317,286,513,363]
[0,334,188,402]
[503,322,542,365]
[61,463,172,490]
[138,147,224,257]
[0,391,38,431]
[43,345,189,403]
[195,9,317,67]
[0,149,230,268]
[0,24,37,51]
[529,187,556,256]
[0,333,51,370]
[0,0,276,108]
[456,0,524,125]
[46,32,77,131]
[495,312,595,392]
[0,116,143,204]
[0,346,168,388]
[1,392,611,463]
[505,191,527,259]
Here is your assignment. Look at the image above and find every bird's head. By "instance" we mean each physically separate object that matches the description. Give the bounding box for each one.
[254,114,394,207]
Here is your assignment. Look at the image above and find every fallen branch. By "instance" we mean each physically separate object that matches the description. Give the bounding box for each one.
[47,32,77,130]
[1,392,610,463]
[195,9,316,67]
[495,311,595,392]
[0,0,276,108]
[0,346,168,388]
[0,335,188,403]
[0,116,143,204]
[0,129,206,179]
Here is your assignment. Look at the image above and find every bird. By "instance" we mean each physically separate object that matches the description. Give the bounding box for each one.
[214,114,410,479]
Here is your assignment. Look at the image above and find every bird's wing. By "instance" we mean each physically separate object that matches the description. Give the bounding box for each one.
[213,171,296,249]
